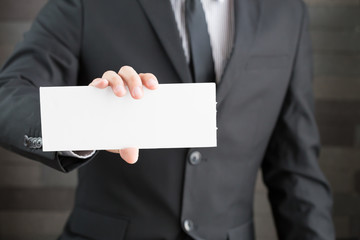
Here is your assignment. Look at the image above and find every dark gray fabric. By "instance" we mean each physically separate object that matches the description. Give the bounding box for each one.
[0,0,335,239]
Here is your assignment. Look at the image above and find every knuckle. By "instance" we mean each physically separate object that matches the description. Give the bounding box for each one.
[102,70,116,78]
[148,73,157,80]
[143,73,156,81]
[119,65,134,74]
[109,75,119,82]
[129,75,141,85]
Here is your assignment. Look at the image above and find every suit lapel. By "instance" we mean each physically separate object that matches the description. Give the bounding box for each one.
[138,0,260,101]
[138,0,192,83]
[217,0,261,104]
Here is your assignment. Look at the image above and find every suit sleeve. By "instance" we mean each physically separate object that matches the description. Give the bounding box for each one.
[0,0,97,172]
[260,2,335,239]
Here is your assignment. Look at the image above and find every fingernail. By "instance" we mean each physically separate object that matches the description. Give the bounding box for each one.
[132,86,143,98]
[115,85,126,95]
[147,78,158,88]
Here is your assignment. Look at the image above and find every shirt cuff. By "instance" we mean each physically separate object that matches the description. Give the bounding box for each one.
[58,150,96,159]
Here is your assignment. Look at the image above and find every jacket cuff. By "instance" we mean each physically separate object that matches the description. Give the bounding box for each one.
[58,150,96,159]
[56,151,98,172]
[21,132,98,173]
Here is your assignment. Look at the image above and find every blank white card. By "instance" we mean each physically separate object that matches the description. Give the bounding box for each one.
[40,83,217,151]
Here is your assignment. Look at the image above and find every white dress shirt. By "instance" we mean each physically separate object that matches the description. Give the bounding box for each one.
[63,0,234,158]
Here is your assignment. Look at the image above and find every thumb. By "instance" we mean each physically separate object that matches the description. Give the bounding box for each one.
[119,148,139,164]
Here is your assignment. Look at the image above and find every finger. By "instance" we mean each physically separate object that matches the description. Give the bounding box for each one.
[118,66,143,99]
[102,70,127,97]
[139,73,159,90]
[89,78,109,89]
[119,148,139,164]
[106,149,139,164]
[106,149,119,154]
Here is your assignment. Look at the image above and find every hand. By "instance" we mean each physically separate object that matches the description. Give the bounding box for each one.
[89,66,159,164]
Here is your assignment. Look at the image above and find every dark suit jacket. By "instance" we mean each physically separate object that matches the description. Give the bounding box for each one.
[0,0,335,239]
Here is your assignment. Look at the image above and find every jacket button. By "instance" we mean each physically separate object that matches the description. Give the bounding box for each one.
[189,151,202,165]
[24,135,42,149]
[34,138,42,148]
[183,219,194,232]
[24,135,29,147]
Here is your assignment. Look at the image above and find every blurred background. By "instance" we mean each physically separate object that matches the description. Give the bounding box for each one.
[0,0,360,239]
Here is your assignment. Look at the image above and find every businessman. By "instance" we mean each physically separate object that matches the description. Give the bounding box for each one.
[0,0,335,239]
